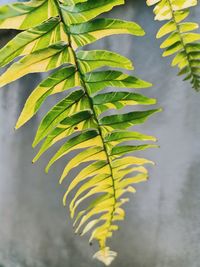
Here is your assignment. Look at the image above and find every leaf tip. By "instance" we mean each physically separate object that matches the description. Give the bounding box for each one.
[59,175,65,184]
[129,63,134,71]
[15,119,22,130]
[45,165,50,173]
[62,197,67,207]
[32,140,37,148]
[144,81,153,88]
[32,155,38,163]
[93,247,117,266]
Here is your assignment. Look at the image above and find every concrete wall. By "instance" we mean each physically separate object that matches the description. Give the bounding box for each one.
[0,1,200,267]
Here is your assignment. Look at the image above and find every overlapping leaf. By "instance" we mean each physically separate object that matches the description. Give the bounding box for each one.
[70,18,145,49]
[0,0,58,30]
[147,0,200,90]
[16,66,80,129]
[0,0,159,265]
[61,0,124,24]
[0,18,68,68]
[84,70,152,94]
[77,50,134,73]
[0,42,75,87]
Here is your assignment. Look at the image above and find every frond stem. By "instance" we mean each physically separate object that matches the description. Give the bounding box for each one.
[54,0,117,248]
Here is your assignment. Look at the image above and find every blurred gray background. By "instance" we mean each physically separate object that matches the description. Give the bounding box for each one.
[0,0,200,266]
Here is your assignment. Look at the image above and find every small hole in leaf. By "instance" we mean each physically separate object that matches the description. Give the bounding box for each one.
[74,127,78,130]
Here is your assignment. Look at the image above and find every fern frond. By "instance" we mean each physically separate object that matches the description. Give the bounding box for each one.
[147,0,200,91]
[0,0,160,264]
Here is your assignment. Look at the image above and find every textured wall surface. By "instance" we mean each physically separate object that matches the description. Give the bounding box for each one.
[0,1,200,267]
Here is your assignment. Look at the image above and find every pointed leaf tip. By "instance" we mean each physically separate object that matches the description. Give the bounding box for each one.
[32,155,39,163]
[45,165,50,174]
[15,120,22,130]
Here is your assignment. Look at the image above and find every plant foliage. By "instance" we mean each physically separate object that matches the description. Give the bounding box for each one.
[147,0,200,91]
[0,0,159,265]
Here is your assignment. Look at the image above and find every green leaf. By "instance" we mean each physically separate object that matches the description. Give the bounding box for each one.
[112,156,154,169]
[105,131,157,145]
[33,110,96,163]
[0,0,159,264]
[60,0,88,5]
[156,21,176,38]
[59,146,106,183]
[179,22,199,33]
[70,18,145,48]
[16,66,80,129]
[61,0,124,24]
[110,144,158,157]
[33,89,89,146]
[62,160,109,202]
[99,109,161,129]
[84,70,152,94]
[147,0,200,90]
[77,50,133,73]
[0,0,58,30]
[0,18,68,68]
[46,130,102,172]
[0,42,75,88]
[93,91,156,115]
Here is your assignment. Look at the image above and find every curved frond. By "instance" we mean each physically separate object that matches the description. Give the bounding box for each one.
[147,0,200,90]
[0,0,160,265]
